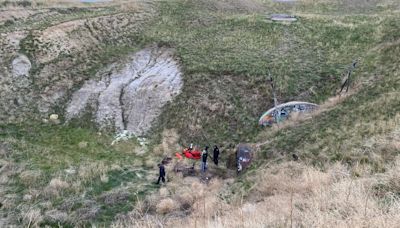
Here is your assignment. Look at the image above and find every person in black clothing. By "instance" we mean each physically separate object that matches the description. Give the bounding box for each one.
[201,146,209,172]
[156,163,166,184]
[213,145,220,166]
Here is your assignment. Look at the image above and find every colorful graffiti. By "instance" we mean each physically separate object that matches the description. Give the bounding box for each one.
[237,144,253,173]
[259,101,318,126]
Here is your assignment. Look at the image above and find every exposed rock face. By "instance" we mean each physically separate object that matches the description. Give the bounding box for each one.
[0,2,156,123]
[11,54,31,77]
[66,47,183,136]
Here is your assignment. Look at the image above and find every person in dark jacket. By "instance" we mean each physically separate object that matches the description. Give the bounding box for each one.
[201,146,209,172]
[156,163,166,184]
[213,145,220,166]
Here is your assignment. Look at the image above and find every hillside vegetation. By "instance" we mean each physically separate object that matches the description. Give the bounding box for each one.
[0,0,399,227]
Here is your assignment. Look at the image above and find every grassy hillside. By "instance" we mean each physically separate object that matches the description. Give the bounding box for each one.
[145,0,398,145]
[0,0,399,227]
[256,20,400,168]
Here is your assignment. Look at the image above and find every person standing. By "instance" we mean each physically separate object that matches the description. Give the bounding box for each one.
[201,146,209,172]
[156,163,166,184]
[213,145,220,166]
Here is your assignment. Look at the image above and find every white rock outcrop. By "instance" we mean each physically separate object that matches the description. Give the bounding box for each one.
[12,54,31,77]
[66,47,183,136]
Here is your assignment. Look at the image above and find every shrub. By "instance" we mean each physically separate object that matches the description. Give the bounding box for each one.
[156,198,177,214]
[44,178,69,197]
[19,170,42,187]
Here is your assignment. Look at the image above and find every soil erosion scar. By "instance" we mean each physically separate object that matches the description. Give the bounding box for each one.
[66,47,183,136]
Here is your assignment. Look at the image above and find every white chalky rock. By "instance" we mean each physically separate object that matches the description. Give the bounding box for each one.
[66,47,183,136]
[12,54,31,77]
[49,114,59,120]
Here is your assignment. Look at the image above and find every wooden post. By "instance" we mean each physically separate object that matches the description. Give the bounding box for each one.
[339,59,358,95]
[268,70,281,124]
[268,70,278,108]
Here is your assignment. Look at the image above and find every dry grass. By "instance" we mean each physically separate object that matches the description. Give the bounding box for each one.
[202,0,265,12]
[111,157,400,227]
[44,209,69,224]
[21,207,43,227]
[0,159,17,185]
[144,158,158,169]
[78,161,110,183]
[0,0,121,8]
[100,189,130,205]
[19,170,42,186]
[111,165,232,227]
[0,0,82,9]
[1,0,398,226]
[156,198,178,214]
[176,191,194,210]
[44,177,70,197]
[152,128,181,157]
[117,0,140,12]
[159,187,169,197]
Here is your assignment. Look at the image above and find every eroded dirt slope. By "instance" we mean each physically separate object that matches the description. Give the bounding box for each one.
[0,1,156,124]
[66,46,183,136]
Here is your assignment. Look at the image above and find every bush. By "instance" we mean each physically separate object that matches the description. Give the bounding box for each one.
[177,192,194,210]
[156,198,177,214]
[44,178,70,197]
[19,170,42,187]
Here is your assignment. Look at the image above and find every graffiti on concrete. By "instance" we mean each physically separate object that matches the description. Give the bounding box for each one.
[259,101,318,126]
[237,144,253,173]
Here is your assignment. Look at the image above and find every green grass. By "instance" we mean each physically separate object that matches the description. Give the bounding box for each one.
[0,122,160,226]
[1,0,400,226]
[13,0,398,146]
[141,0,396,146]
[0,5,118,33]
[16,22,149,121]
[1,123,140,172]
[256,28,400,169]
[235,68,399,198]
